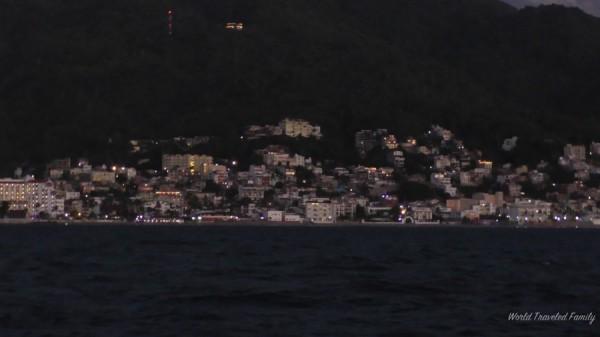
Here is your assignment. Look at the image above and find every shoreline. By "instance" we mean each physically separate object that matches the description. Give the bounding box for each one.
[1,218,599,228]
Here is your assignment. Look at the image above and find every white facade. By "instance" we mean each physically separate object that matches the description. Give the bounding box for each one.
[238,186,267,201]
[91,171,116,184]
[507,199,552,223]
[564,144,586,161]
[305,200,335,224]
[211,165,229,184]
[459,171,476,186]
[431,173,456,196]
[263,152,308,168]
[65,191,81,201]
[434,155,451,170]
[150,191,184,216]
[411,207,433,223]
[49,169,64,179]
[0,179,63,217]
[114,167,137,180]
[284,213,303,222]
[162,154,213,174]
[431,173,451,187]
[387,150,405,168]
[267,210,283,222]
[279,119,322,139]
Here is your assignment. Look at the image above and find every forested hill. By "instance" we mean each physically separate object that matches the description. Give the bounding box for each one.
[1,0,600,171]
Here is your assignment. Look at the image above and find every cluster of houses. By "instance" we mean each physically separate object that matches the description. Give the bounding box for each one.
[1,119,600,225]
[225,22,244,31]
[244,118,322,140]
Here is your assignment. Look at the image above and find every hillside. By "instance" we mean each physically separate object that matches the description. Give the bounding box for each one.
[502,0,600,17]
[1,0,600,172]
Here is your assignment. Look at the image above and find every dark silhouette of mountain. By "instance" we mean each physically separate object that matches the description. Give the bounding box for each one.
[1,0,599,171]
[502,0,600,17]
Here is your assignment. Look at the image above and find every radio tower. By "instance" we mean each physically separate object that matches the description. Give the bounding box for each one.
[167,9,174,35]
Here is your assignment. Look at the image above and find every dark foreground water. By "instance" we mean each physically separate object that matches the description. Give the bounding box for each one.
[0,225,598,337]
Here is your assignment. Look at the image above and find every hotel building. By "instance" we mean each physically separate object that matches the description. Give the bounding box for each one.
[0,178,64,217]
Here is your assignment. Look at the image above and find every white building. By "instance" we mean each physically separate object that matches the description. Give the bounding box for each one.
[267,210,283,222]
[0,178,64,217]
[162,154,213,175]
[507,199,552,224]
[238,186,268,201]
[70,163,92,178]
[365,203,393,217]
[211,165,229,184]
[410,207,434,223]
[446,198,479,213]
[564,144,586,161]
[305,199,335,224]
[49,169,65,180]
[225,22,244,30]
[508,183,522,198]
[387,150,405,168]
[529,170,546,185]
[473,192,504,207]
[249,165,267,176]
[279,119,322,139]
[91,170,116,184]
[431,173,454,196]
[434,155,451,170]
[263,152,308,168]
[114,166,137,180]
[284,213,303,222]
[151,191,184,216]
[459,171,478,187]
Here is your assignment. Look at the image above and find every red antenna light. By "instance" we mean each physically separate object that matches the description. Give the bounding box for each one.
[167,9,174,35]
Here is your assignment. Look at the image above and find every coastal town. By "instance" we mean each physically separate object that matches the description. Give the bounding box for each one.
[1,118,599,226]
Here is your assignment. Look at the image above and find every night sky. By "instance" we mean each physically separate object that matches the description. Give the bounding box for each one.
[503,0,600,16]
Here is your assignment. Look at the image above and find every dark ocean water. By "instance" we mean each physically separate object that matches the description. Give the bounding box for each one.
[0,225,598,337]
